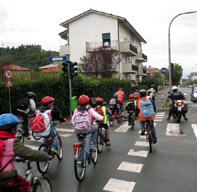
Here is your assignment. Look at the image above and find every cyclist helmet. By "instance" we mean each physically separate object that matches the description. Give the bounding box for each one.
[172,86,178,91]
[139,89,147,97]
[129,94,135,99]
[27,91,36,98]
[78,95,90,105]
[113,93,118,98]
[96,97,103,103]
[0,113,20,131]
[41,96,55,105]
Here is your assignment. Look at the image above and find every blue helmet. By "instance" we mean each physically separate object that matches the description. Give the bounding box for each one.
[113,93,118,98]
[0,113,19,127]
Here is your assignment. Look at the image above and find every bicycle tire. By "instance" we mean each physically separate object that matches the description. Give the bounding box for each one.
[97,129,104,153]
[74,146,86,181]
[37,144,50,174]
[91,144,98,164]
[146,124,153,153]
[32,176,53,192]
[32,131,41,141]
[129,114,135,130]
[56,135,63,161]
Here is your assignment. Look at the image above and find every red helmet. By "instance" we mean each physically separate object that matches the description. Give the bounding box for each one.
[78,95,90,105]
[96,97,103,103]
[129,94,135,99]
[41,96,55,105]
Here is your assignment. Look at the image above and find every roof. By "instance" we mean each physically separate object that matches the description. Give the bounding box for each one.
[39,63,59,69]
[59,9,146,43]
[8,64,31,71]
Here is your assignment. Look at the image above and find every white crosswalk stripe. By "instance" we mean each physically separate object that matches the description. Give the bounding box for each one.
[118,162,143,173]
[166,123,180,136]
[128,149,149,158]
[191,124,197,137]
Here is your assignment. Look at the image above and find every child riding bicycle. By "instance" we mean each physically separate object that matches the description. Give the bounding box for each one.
[0,113,51,192]
[71,95,103,162]
[95,97,112,146]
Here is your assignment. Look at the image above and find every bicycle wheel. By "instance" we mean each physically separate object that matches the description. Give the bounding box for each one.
[117,112,122,123]
[32,176,53,192]
[15,128,24,143]
[97,129,104,153]
[74,146,86,181]
[56,135,63,161]
[91,144,98,164]
[130,115,135,130]
[146,124,153,153]
[37,144,50,174]
[32,131,41,140]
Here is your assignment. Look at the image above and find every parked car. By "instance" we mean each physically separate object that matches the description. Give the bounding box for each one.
[191,86,197,102]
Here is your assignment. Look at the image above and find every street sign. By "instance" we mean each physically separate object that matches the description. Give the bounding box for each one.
[6,80,13,87]
[3,67,13,79]
[48,56,68,63]
[161,67,166,74]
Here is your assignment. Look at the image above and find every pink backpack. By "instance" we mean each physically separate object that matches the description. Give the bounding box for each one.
[73,108,92,134]
[0,139,15,172]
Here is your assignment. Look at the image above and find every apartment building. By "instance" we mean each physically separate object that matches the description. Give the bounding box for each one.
[59,9,147,81]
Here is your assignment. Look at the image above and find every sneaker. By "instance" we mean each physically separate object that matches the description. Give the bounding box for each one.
[51,148,58,155]
[141,130,145,136]
[153,139,157,144]
[106,141,111,146]
[184,117,188,121]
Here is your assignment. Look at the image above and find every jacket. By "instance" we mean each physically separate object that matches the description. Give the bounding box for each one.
[136,96,156,121]
[116,90,125,103]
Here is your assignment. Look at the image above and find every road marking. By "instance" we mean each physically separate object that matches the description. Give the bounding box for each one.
[166,123,180,136]
[60,133,72,137]
[57,128,74,132]
[154,119,163,122]
[134,141,149,147]
[191,124,197,137]
[118,161,143,173]
[156,112,165,115]
[103,178,135,192]
[128,149,149,158]
[115,122,129,132]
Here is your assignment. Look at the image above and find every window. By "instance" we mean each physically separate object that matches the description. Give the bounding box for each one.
[102,33,111,47]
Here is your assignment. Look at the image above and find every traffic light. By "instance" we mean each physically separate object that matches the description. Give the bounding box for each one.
[62,62,68,78]
[70,62,78,78]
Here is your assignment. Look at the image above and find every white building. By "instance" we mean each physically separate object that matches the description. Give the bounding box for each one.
[59,9,147,81]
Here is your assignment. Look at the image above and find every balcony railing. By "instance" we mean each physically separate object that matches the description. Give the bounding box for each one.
[122,62,138,74]
[136,52,147,62]
[86,40,119,52]
[119,42,137,56]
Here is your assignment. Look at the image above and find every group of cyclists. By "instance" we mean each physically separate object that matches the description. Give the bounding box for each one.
[0,87,158,191]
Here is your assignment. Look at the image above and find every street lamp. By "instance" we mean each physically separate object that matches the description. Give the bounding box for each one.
[168,11,197,91]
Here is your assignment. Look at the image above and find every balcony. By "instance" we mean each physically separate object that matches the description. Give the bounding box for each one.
[59,45,70,56]
[122,62,138,74]
[86,40,119,52]
[136,52,147,62]
[119,42,137,56]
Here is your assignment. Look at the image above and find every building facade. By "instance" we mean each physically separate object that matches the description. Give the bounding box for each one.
[59,9,147,81]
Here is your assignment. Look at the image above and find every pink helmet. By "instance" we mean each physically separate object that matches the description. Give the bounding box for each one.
[41,96,55,105]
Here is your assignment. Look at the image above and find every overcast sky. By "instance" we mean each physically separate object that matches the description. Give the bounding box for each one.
[0,0,197,78]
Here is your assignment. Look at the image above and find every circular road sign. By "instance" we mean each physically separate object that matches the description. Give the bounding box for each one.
[161,67,166,74]
[4,70,13,79]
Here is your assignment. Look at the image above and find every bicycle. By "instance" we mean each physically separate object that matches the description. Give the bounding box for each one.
[144,120,153,153]
[97,125,110,153]
[15,123,25,143]
[36,123,63,174]
[109,105,123,124]
[13,157,52,192]
[128,111,135,130]
[73,133,98,181]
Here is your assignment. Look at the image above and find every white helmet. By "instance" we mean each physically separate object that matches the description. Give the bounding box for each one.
[172,86,178,90]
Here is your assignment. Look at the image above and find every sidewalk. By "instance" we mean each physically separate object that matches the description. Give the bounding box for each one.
[155,88,169,111]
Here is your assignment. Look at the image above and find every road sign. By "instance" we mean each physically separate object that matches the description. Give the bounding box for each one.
[4,70,13,79]
[48,56,68,63]
[161,67,166,74]
[6,80,13,87]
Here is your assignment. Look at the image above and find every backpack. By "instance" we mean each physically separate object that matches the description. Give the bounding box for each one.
[109,98,116,106]
[73,109,92,134]
[126,100,135,113]
[140,99,156,118]
[0,140,5,169]
[95,106,104,124]
[17,98,30,110]
[31,110,51,133]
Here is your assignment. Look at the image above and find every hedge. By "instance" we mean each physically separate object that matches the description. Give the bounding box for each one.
[0,72,135,117]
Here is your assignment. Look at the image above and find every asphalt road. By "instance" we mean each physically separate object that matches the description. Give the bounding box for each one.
[20,87,197,192]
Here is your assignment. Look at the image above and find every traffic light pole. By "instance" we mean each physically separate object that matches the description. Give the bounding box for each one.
[68,62,73,118]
